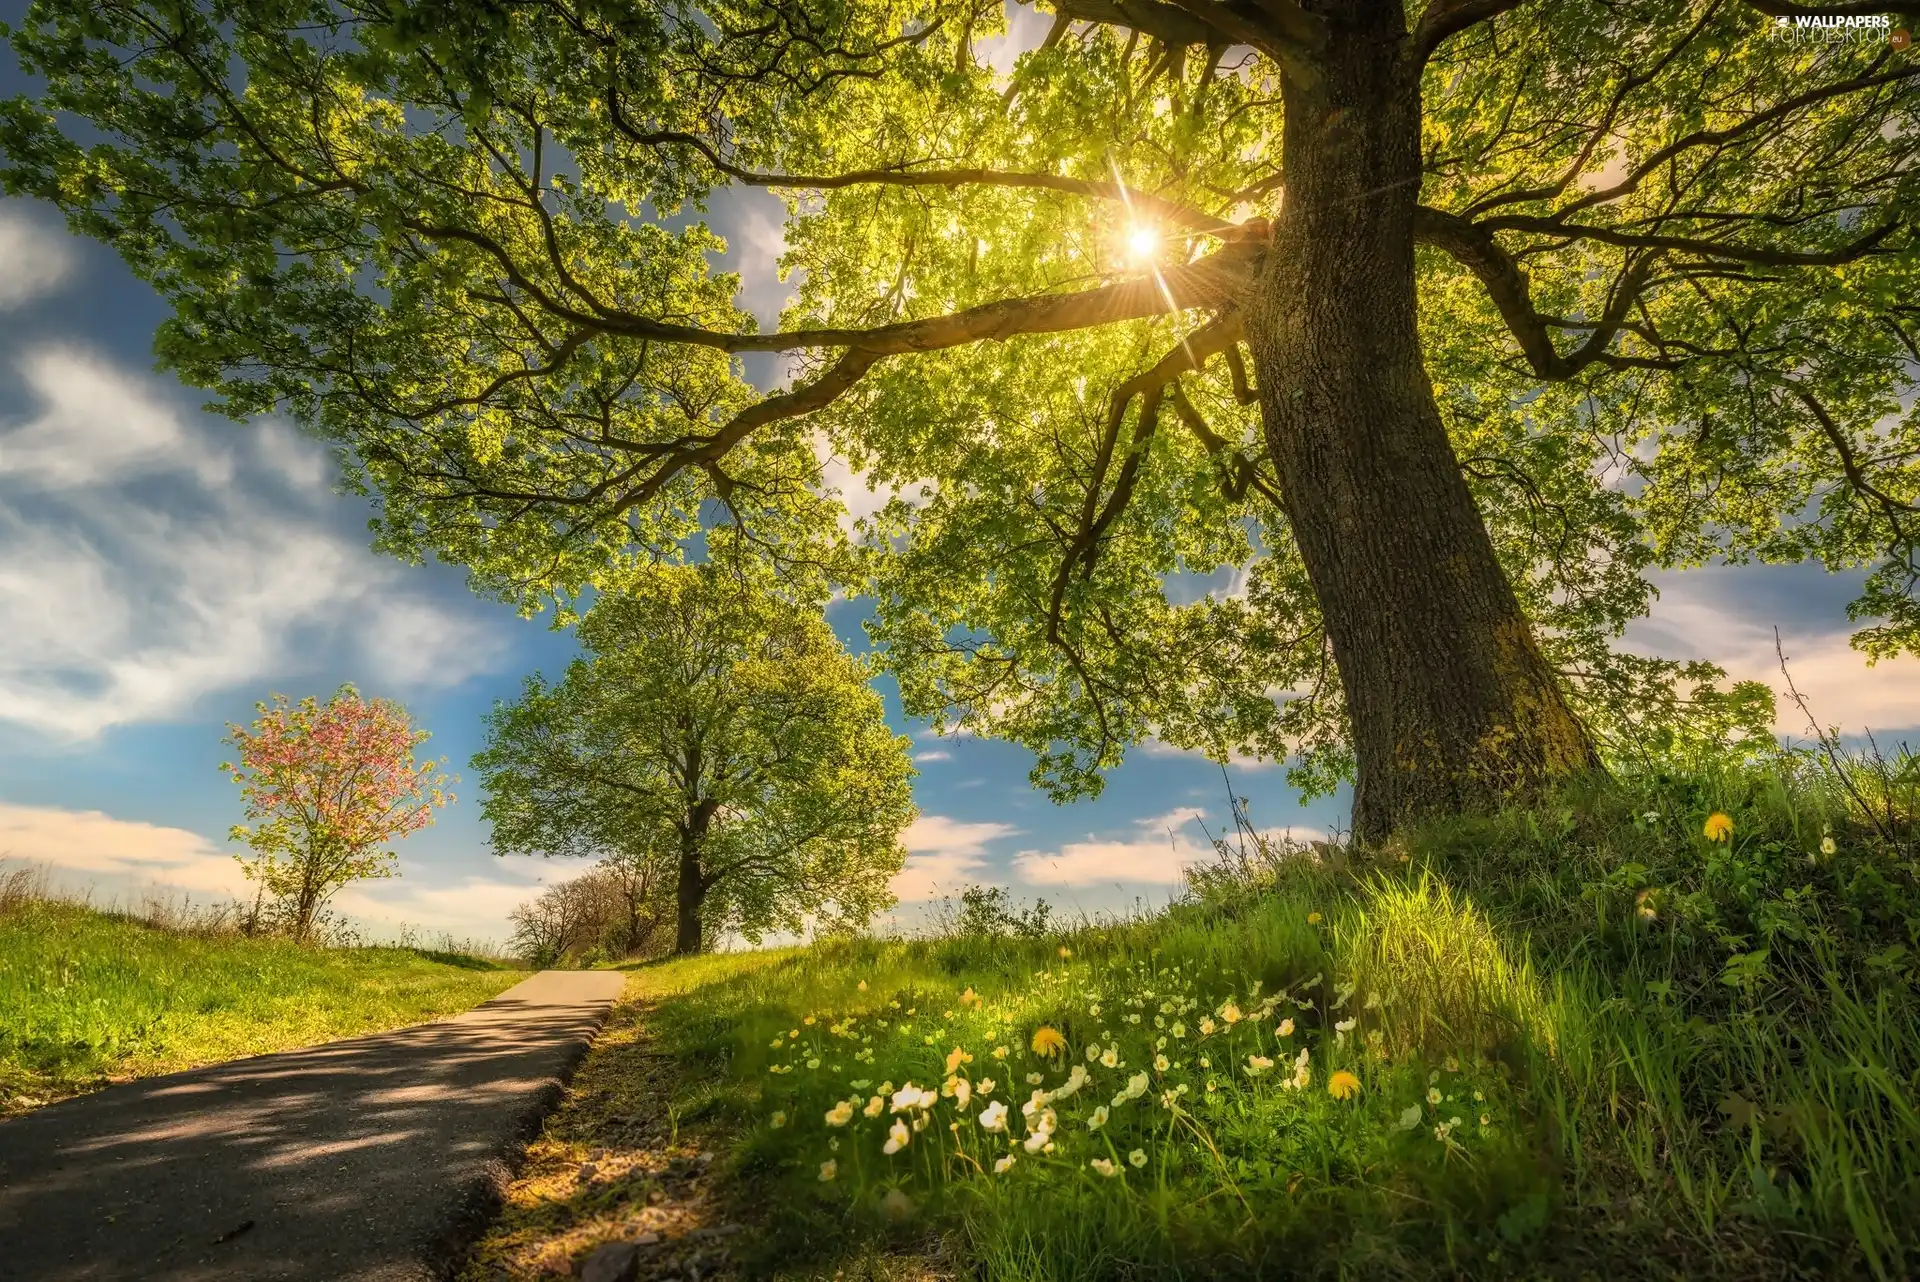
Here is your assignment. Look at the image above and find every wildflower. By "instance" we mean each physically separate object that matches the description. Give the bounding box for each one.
[1089,1105,1110,1130]
[825,1100,855,1127]
[1206,1080,1217,1093]
[1480,1113,1492,1126]
[960,986,982,1008]
[1090,1158,1118,1177]
[829,1138,839,1151]
[882,1187,914,1219]
[1820,835,1837,856]
[1024,1110,1057,1152]
[1198,1016,1216,1036]
[913,1115,929,1133]
[884,1119,911,1154]
[946,1046,973,1073]
[818,1160,837,1181]
[1443,1055,1459,1072]
[1026,1072,1044,1086]
[1247,1054,1274,1075]
[1220,1001,1243,1025]
[891,1084,929,1112]
[1155,1036,1167,1050]
[771,1111,788,1129]
[1290,1052,1311,1091]
[993,1045,1009,1060]
[768,1036,784,1049]
[1049,1065,1091,1101]
[1129,1149,1148,1168]
[864,1095,886,1118]
[1703,812,1734,842]
[1427,1087,1443,1106]
[1395,1104,1423,1130]
[804,1015,816,1026]
[857,980,868,991]
[806,1058,820,1070]
[977,1077,997,1096]
[1328,1070,1361,1101]
[1171,1021,1187,1039]
[1031,1026,1068,1060]
[946,1077,973,1109]
[1155,1053,1171,1071]
[1334,1017,1356,1043]
[993,1155,1016,1174]
[1059,946,1072,959]
[1276,1018,1295,1037]
[978,1100,1010,1132]
[1086,1043,1102,1062]
[1099,1046,1120,1068]
[789,1029,799,1039]
[1473,1090,1483,1102]
[1307,912,1323,925]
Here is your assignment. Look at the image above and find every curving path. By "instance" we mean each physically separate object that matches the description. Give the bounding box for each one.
[0,969,627,1282]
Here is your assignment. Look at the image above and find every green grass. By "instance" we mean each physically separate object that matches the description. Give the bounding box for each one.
[599,748,1920,1281]
[0,898,524,1113]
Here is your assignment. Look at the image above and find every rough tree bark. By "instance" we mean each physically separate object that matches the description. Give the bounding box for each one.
[673,801,716,955]
[1245,0,1603,844]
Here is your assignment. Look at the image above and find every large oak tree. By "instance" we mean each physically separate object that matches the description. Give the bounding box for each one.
[4,0,1914,839]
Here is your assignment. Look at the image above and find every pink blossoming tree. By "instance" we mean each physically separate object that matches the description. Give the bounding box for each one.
[221,685,452,942]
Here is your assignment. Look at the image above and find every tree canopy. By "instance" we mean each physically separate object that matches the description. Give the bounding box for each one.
[5,0,1913,836]
[473,555,916,951]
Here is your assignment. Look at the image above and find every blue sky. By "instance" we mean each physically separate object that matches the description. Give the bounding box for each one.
[2,5,1916,947]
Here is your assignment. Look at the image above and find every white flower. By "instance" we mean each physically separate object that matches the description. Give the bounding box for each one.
[1246,1054,1274,1075]
[950,1078,972,1109]
[1048,1065,1090,1102]
[771,1111,787,1129]
[993,1154,1016,1174]
[1090,1158,1119,1177]
[884,1119,911,1154]
[818,1159,837,1181]
[1821,835,1837,856]
[1277,1018,1295,1037]
[1154,1054,1170,1071]
[825,1100,854,1127]
[1086,1043,1102,1062]
[1335,1017,1356,1033]
[1026,1072,1044,1085]
[1088,1105,1110,1130]
[978,1100,1010,1132]
[1099,1046,1120,1068]
[890,1084,924,1112]
[1128,1149,1148,1168]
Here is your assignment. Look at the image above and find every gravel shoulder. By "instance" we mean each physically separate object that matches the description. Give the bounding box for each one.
[0,969,626,1282]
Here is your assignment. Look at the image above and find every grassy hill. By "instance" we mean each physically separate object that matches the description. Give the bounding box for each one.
[471,748,1920,1281]
[0,891,523,1114]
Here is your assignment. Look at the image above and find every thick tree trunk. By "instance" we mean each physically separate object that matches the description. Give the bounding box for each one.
[672,802,715,955]
[673,854,704,955]
[1245,2,1602,844]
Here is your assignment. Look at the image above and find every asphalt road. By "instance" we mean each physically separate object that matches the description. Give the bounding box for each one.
[0,969,627,1281]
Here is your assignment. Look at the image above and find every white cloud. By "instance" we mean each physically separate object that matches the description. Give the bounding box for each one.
[333,858,599,942]
[1013,808,1327,888]
[890,814,1020,902]
[0,204,77,311]
[0,802,248,898]
[0,347,227,489]
[914,749,954,764]
[1625,577,1920,736]
[0,345,512,738]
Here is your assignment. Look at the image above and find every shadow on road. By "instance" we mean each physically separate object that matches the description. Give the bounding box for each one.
[0,970,626,1282]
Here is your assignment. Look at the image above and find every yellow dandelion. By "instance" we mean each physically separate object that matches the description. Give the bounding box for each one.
[1031,1026,1068,1060]
[1703,812,1734,842]
[1307,912,1323,925]
[1059,946,1072,959]
[1327,1070,1362,1101]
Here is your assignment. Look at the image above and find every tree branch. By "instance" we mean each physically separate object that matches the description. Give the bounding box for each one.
[1410,0,1526,68]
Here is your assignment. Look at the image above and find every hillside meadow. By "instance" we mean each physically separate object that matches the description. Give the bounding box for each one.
[471,747,1920,1281]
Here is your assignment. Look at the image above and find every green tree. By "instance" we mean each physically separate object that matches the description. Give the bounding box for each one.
[5,0,1910,839]
[474,559,915,953]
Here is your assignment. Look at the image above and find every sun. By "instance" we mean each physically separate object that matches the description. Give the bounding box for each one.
[1125,223,1160,262]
